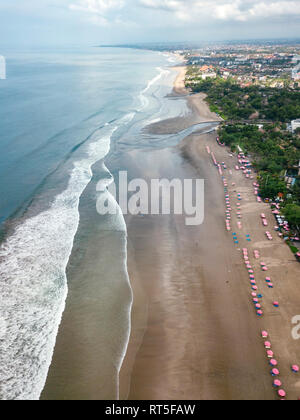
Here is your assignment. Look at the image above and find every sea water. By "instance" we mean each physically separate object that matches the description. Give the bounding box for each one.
[0,46,204,400]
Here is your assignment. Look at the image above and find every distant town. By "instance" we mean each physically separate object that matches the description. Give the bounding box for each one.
[182,43,300,89]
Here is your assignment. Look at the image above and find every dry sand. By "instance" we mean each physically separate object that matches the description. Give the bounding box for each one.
[120,69,300,400]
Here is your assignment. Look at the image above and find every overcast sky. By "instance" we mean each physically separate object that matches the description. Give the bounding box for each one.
[1,0,300,47]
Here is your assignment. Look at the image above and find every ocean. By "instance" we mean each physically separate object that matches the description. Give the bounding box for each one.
[0,47,188,400]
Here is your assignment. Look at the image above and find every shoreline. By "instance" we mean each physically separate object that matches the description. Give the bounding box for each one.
[120,66,300,400]
[145,66,222,136]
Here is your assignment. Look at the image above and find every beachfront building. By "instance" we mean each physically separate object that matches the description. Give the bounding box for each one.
[291,119,300,133]
[0,56,6,80]
[201,72,217,80]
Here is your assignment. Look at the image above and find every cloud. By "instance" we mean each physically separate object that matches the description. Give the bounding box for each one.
[69,0,126,25]
[69,0,124,14]
[138,0,300,22]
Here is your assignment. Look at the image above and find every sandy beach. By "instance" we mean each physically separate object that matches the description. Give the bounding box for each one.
[120,68,300,400]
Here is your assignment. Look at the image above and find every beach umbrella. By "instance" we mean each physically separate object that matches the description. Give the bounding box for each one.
[257,310,263,316]
[255,304,261,309]
[262,331,269,338]
[273,379,282,388]
[271,368,280,376]
[249,270,254,274]
[268,283,274,288]
[292,365,299,373]
[270,359,278,367]
[267,350,274,358]
[261,262,266,266]
[262,267,268,271]
[252,286,258,291]
[257,294,263,298]
[278,390,286,398]
[252,292,257,297]
[265,341,271,349]
[273,301,279,308]
[266,277,271,282]
[253,298,259,303]
[250,275,255,279]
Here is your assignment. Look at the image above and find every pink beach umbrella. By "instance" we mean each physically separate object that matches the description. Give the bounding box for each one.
[262,331,269,338]
[267,350,274,358]
[253,298,259,303]
[255,304,261,309]
[252,286,258,291]
[271,368,280,376]
[292,365,299,373]
[278,390,286,398]
[270,359,278,367]
[273,379,282,388]
[261,262,266,266]
[268,283,274,288]
[262,267,268,272]
[257,310,263,316]
[265,341,271,349]
[251,292,257,297]
[273,301,279,308]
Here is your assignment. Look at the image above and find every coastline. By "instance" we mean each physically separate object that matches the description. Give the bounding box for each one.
[120,66,300,400]
[145,66,222,135]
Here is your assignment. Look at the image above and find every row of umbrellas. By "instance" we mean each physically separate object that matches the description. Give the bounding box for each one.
[213,145,299,400]
[261,332,299,399]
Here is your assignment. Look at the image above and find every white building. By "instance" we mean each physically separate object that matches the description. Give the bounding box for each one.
[291,119,300,133]
[201,72,217,80]
[292,63,300,80]
[0,56,6,80]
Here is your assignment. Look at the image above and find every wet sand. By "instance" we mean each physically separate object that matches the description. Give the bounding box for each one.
[42,65,300,401]
[146,67,222,135]
[120,71,300,400]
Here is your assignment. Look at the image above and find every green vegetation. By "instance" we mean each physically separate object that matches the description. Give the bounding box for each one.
[282,204,300,229]
[186,76,300,122]
[218,123,300,205]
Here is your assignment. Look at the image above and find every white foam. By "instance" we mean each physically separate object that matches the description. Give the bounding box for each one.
[0,116,132,400]
[138,67,170,111]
